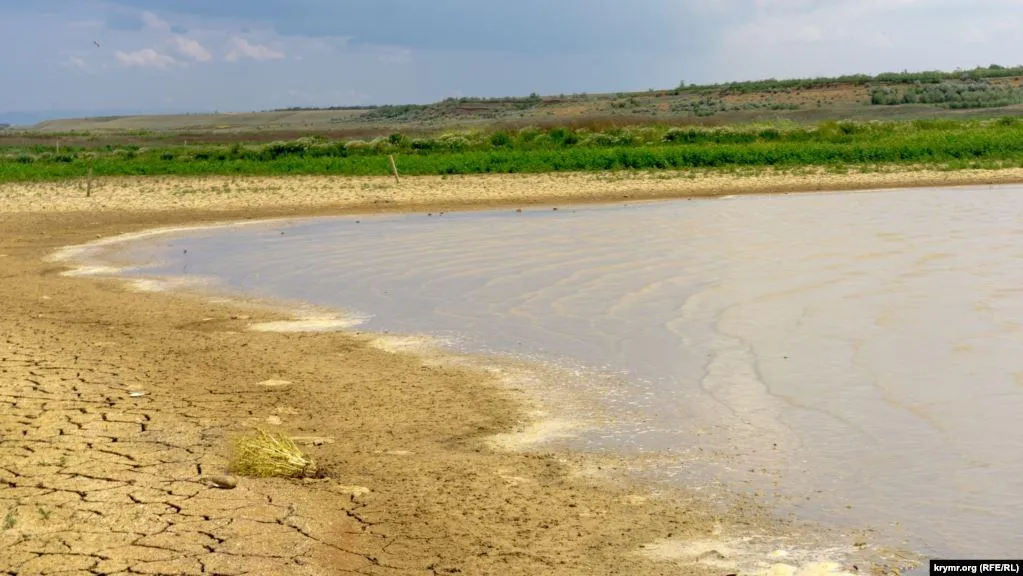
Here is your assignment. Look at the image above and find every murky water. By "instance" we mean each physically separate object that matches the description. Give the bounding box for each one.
[106,186,1023,557]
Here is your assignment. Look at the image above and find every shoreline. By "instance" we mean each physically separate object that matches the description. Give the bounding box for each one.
[4,165,1023,215]
[0,170,947,575]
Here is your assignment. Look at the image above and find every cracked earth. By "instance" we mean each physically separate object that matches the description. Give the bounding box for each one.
[1,331,378,576]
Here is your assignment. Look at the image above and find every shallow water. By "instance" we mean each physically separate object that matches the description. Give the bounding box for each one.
[108,186,1023,557]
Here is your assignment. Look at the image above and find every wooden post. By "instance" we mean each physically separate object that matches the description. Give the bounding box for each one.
[388,155,400,184]
[56,138,60,154]
[87,165,93,198]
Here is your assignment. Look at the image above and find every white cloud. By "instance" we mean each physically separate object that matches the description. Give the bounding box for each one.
[795,24,823,43]
[225,37,285,62]
[868,32,894,49]
[141,11,171,34]
[708,0,1023,82]
[63,55,89,71]
[960,27,988,44]
[172,36,212,62]
[115,48,177,69]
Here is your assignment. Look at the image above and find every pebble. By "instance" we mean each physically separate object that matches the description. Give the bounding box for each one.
[208,475,238,489]
[697,550,727,562]
[293,436,335,446]
[258,379,293,388]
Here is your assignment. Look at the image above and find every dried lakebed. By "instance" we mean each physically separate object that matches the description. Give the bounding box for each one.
[64,184,1023,560]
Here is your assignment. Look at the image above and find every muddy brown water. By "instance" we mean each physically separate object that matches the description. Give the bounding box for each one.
[87,185,1023,558]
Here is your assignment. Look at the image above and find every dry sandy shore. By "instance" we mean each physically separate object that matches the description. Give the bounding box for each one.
[0,168,988,576]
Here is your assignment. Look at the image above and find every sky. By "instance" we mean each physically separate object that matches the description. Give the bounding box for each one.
[2,0,1023,121]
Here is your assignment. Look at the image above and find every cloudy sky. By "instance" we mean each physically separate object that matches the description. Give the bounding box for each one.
[2,0,1022,120]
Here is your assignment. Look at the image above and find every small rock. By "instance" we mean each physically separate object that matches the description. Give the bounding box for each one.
[208,475,238,489]
[265,415,283,425]
[128,391,147,398]
[333,485,371,496]
[258,379,292,388]
[292,436,335,446]
[697,550,727,562]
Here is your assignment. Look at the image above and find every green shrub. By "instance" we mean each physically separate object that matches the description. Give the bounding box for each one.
[5,119,1023,181]
[490,131,512,148]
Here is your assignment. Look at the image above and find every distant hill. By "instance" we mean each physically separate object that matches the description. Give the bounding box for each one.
[6,65,1023,140]
[0,108,196,128]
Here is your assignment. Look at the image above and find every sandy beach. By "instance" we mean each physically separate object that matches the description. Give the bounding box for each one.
[0,168,980,575]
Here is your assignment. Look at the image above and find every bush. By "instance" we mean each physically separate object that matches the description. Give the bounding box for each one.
[436,133,471,151]
[409,138,436,151]
[490,131,512,148]
[871,81,1023,109]
[663,127,697,143]
[548,127,578,146]
[262,140,308,159]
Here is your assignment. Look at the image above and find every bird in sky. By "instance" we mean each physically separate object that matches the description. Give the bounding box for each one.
[93,40,101,48]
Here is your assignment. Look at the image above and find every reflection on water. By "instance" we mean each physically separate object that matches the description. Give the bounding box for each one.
[113,186,1023,557]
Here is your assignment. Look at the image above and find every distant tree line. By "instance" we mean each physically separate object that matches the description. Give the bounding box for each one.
[870,81,1023,108]
[685,64,1023,95]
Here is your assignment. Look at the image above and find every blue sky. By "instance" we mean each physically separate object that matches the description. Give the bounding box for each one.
[2,0,1023,120]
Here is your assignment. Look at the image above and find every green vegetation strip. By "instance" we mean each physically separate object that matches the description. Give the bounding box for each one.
[3,118,1023,182]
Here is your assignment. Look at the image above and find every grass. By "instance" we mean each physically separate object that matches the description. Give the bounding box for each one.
[2,118,1023,181]
[229,429,317,479]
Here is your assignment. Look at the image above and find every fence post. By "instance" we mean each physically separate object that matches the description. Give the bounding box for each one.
[389,155,400,184]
